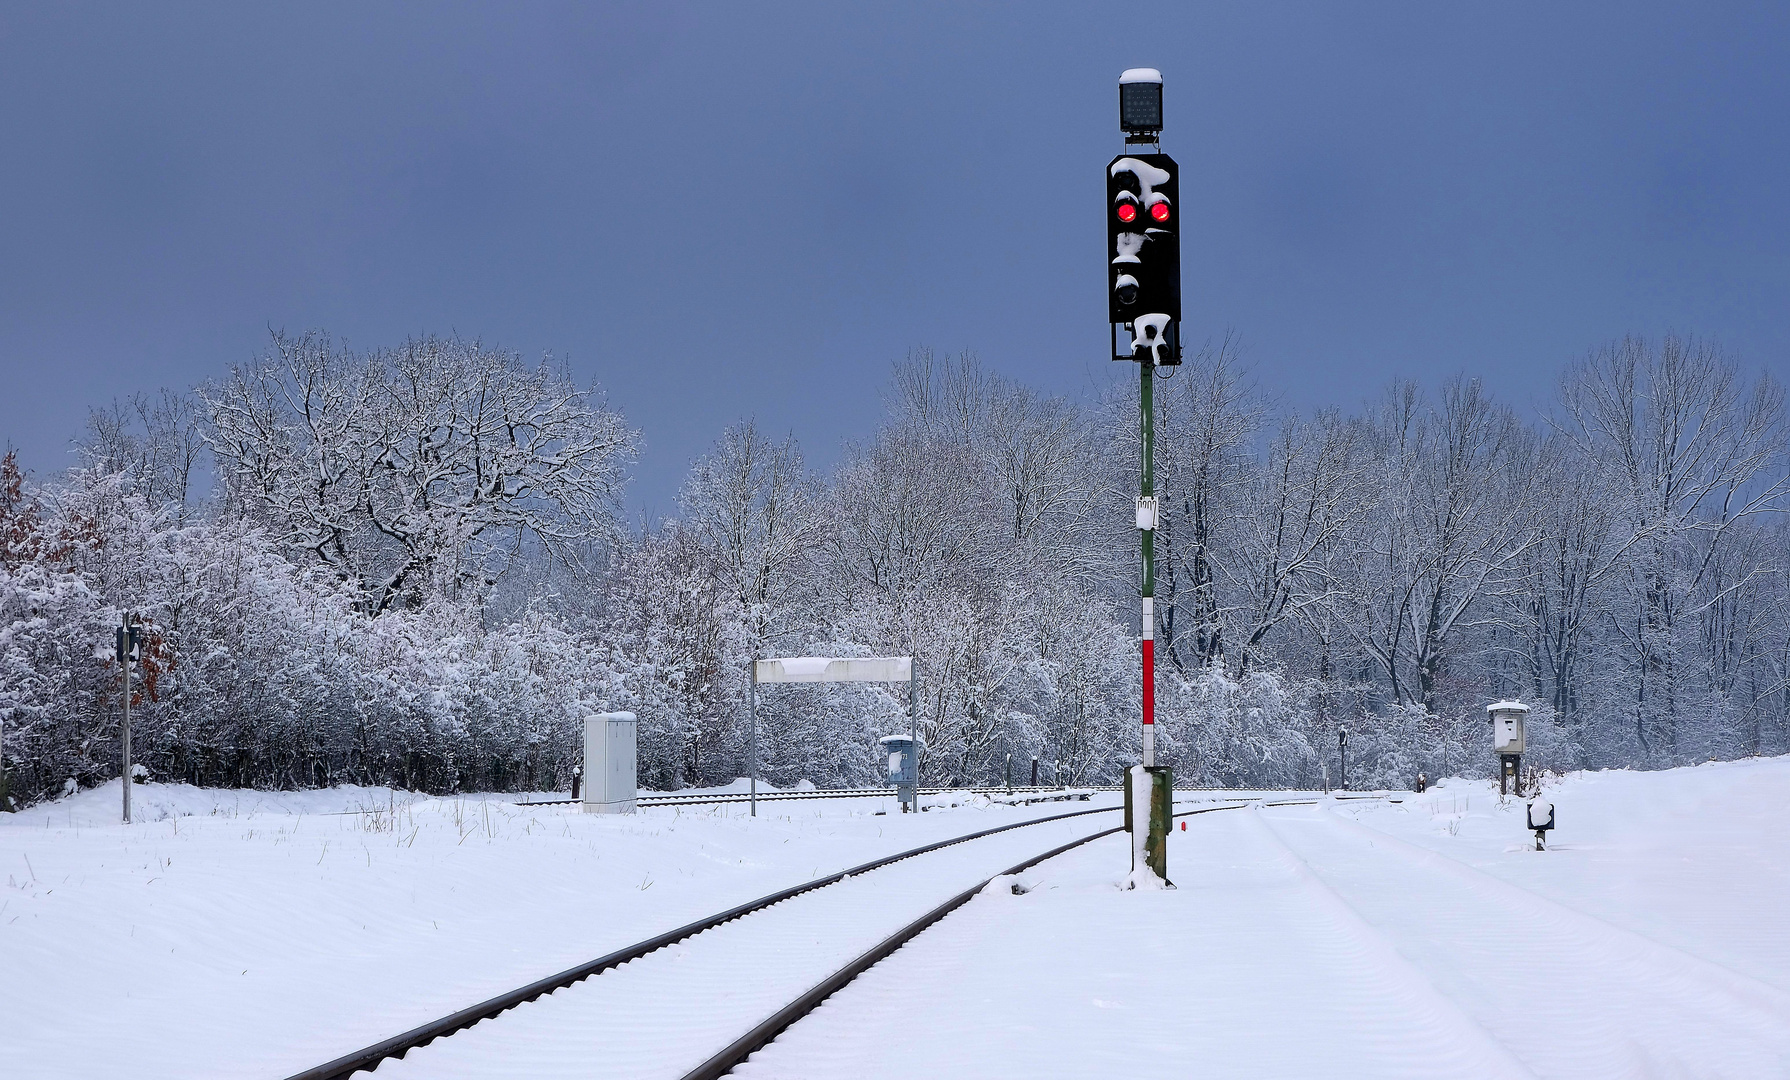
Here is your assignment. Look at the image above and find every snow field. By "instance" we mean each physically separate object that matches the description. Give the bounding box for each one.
[1,780,1120,1080]
[365,811,1123,1079]
[9,759,1789,1079]
[738,759,1790,1079]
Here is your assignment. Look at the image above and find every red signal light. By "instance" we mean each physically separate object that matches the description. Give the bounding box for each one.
[1150,202,1171,222]
[1116,203,1138,223]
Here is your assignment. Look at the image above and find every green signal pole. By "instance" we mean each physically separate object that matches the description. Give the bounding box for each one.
[1135,348,1172,886]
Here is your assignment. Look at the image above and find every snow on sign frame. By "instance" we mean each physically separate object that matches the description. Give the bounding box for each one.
[753,657,912,683]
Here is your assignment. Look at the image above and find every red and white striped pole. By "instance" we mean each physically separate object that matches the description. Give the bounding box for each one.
[1142,595,1155,764]
[1139,357,1156,768]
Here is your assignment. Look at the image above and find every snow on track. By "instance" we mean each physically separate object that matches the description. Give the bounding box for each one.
[738,794,1790,1079]
[363,813,1119,1079]
[738,804,1524,1080]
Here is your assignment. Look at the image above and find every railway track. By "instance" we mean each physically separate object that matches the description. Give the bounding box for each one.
[513,786,1096,809]
[513,785,1376,810]
[285,794,1333,1080]
[284,799,1128,1080]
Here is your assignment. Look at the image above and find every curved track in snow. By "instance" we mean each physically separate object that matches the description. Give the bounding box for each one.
[295,798,1287,1080]
[285,800,1157,1080]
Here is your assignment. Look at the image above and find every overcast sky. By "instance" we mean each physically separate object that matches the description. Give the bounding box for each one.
[2,3,1786,514]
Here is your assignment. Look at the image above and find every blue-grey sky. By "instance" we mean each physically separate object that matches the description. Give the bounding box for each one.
[2,3,1786,514]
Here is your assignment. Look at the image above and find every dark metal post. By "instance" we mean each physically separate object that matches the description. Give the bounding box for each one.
[1499,753,1520,796]
[908,664,918,809]
[1030,756,1039,786]
[1338,728,1348,792]
[117,616,139,824]
[121,631,132,824]
[748,660,758,817]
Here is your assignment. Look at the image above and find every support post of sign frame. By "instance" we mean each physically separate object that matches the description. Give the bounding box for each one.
[908,663,918,790]
[748,660,758,817]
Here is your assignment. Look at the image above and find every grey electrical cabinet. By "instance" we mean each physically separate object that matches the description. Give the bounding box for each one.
[583,711,638,814]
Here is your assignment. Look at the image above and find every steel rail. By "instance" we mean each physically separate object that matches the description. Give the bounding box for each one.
[513,786,1092,808]
[512,785,1379,809]
[281,800,1132,1080]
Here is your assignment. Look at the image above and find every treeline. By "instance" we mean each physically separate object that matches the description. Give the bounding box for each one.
[2,332,1786,808]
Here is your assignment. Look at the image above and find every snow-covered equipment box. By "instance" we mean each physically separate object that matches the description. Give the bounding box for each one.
[1527,797,1555,850]
[880,734,918,810]
[1487,700,1529,753]
[582,711,638,815]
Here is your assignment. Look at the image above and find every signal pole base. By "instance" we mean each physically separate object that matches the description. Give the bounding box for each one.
[1122,764,1174,889]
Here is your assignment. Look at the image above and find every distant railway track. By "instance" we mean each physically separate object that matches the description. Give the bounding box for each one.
[285,793,1364,1080]
[512,784,1386,810]
[513,785,1095,809]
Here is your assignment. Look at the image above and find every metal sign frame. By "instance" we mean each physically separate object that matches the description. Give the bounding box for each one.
[748,656,917,816]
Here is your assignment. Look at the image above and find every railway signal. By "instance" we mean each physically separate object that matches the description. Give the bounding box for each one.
[1106,152,1181,364]
[1109,67,1177,886]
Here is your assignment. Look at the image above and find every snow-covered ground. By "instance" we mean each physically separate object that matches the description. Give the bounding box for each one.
[748,759,1790,1079]
[1,778,1119,1078]
[7,759,1790,1078]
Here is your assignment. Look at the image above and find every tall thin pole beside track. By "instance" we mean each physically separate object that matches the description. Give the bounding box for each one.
[1140,354,1155,767]
[748,660,758,817]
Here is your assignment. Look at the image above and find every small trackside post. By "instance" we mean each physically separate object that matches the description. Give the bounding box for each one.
[748,659,758,818]
[116,615,141,825]
[121,631,132,824]
[909,661,918,799]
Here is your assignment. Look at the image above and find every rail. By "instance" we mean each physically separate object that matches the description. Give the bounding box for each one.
[285,792,1377,1080]
[679,797,1331,1078]
[283,800,1123,1080]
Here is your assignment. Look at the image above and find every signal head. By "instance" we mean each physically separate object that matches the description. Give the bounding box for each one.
[1118,68,1163,137]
